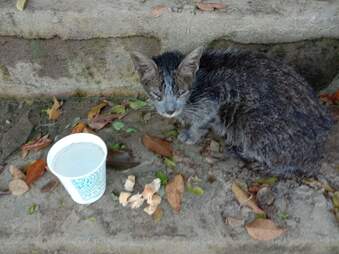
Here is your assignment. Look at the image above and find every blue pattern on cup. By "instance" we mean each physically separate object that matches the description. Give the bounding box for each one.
[72,169,105,201]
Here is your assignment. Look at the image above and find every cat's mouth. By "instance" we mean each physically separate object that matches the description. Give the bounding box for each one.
[161,111,181,118]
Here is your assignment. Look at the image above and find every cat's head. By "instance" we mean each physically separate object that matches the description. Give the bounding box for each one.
[130,47,204,118]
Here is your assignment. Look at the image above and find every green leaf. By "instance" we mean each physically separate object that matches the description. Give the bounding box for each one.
[255,213,267,219]
[110,143,126,151]
[112,121,125,131]
[333,192,339,208]
[162,129,178,138]
[126,127,137,133]
[111,105,126,114]
[28,203,38,215]
[187,185,204,196]
[111,191,119,202]
[155,170,169,186]
[129,99,147,110]
[255,176,278,186]
[86,216,96,222]
[164,157,176,169]
[277,212,289,220]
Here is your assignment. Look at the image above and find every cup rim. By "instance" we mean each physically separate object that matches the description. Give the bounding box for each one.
[47,133,107,180]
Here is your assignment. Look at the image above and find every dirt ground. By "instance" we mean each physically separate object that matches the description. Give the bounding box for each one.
[0,96,338,254]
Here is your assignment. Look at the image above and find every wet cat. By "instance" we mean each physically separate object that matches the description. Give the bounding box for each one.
[130,47,333,176]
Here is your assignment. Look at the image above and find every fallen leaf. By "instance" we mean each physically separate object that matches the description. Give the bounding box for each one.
[245,219,285,241]
[86,216,96,222]
[21,134,52,158]
[151,4,169,17]
[165,174,185,213]
[128,193,145,209]
[124,175,136,192]
[144,205,158,215]
[25,160,47,185]
[187,185,204,196]
[9,179,29,196]
[129,99,148,110]
[119,192,131,207]
[47,97,62,121]
[88,114,120,130]
[255,176,278,186]
[196,2,225,11]
[16,0,28,11]
[126,127,137,134]
[27,203,38,215]
[155,170,169,186]
[143,134,173,157]
[164,157,176,169]
[112,120,125,131]
[231,182,264,214]
[9,165,26,180]
[40,179,59,193]
[109,143,126,151]
[152,207,164,222]
[333,192,339,208]
[277,212,289,220]
[111,105,126,114]
[106,149,140,170]
[71,122,87,133]
[87,101,108,120]
[162,129,178,138]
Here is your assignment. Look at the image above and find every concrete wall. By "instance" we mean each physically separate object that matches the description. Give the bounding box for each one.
[0,0,338,97]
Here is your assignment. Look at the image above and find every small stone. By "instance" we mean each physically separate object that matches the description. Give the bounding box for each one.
[124,175,135,192]
[128,193,145,209]
[225,216,243,226]
[257,187,275,207]
[119,192,131,207]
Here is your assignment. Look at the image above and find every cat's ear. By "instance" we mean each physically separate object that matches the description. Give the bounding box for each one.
[130,51,159,85]
[176,46,204,87]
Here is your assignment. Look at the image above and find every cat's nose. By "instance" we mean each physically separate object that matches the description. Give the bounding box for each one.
[166,109,175,115]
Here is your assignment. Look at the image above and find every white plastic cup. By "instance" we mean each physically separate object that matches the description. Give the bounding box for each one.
[47,133,107,204]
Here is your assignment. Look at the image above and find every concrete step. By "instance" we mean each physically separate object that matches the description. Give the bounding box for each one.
[0,0,338,96]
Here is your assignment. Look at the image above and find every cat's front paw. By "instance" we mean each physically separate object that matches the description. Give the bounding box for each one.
[178,129,199,145]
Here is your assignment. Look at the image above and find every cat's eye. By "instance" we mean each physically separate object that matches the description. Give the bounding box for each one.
[150,91,161,101]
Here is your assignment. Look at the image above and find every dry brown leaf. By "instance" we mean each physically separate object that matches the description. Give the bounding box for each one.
[245,219,286,241]
[40,179,59,193]
[196,2,225,11]
[151,4,169,17]
[144,205,158,215]
[71,122,87,133]
[152,207,164,222]
[88,114,120,130]
[9,179,29,196]
[9,165,26,180]
[87,101,108,120]
[231,182,264,214]
[165,174,184,213]
[47,97,62,121]
[143,134,173,157]
[21,134,52,158]
[25,160,47,185]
